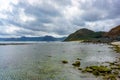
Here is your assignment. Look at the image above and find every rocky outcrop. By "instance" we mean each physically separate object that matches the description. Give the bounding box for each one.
[105,25,120,40]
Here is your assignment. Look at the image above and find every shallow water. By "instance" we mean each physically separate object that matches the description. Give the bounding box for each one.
[0,42,118,80]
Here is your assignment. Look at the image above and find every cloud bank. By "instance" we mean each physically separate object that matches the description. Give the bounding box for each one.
[0,0,120,37]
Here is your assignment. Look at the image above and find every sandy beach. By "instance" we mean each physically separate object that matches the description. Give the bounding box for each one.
[111,41,120,47]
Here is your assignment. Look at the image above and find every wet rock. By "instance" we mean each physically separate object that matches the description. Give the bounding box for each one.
[82,66,112,76]
[111,65,120,70]
[92,70,100,76]
[62,60,68,64]
[109,62,115,66]
[78,67,82,70]
[84,67,93,72]
[111,66,118,69]
[103,74,116,80]
[97,66,112,73]
[113,70,119,75]
[72,61,81,67]
[118,74,120,78]
[77,58,82,60]
[98,50,102,52]
[48,55,52,57]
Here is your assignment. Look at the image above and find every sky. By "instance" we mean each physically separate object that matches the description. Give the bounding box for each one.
[0,0,120,38]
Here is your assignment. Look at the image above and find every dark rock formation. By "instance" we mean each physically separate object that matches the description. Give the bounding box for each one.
[62,60,68,64]
[105,25,120,40]
[72,61,81,67]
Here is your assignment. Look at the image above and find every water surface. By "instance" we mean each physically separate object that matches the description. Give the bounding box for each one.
[0,42,118,80]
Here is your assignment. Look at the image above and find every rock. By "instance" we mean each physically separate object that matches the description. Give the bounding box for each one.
[111,66,119,69]
[118,74,120,78]
[91,66,111,73]
[109,62,115,66]
[82,66,112,76]
[72,61,81,67]
[93,70,100,76]
[111,65,120,69]
[78,67,82,70]
[103,74,116,80]
[105,25,120,40]
[62,60,68,64]
[47,55,52,57]
[84,67,93,72]
[77,58,82,60]
[97,66,112,73]
[113,71,119,75]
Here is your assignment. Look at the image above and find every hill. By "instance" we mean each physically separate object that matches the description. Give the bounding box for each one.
[105,25,120,40]
[64,28,105,41]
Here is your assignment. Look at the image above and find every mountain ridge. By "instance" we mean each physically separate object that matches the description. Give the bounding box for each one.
[0,36,66,41]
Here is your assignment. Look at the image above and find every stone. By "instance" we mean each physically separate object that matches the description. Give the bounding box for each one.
[72,61,81,67]
[62,60,68,64]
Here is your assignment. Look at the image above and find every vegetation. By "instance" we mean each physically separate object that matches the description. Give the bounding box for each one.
[64,25,120,43]
[82,66,112,76]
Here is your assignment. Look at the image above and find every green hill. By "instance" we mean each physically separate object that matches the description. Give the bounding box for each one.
[64,28,105,41]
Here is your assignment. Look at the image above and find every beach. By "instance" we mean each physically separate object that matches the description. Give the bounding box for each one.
[111,41,120,47]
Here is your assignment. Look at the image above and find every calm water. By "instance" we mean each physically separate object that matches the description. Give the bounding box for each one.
[0,42,118,80]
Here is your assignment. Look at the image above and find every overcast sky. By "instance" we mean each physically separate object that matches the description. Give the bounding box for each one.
[0,0,120,37]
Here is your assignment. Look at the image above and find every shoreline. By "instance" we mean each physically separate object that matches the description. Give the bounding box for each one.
[0,43,33,45]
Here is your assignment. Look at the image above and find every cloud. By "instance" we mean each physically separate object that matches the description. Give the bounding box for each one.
[0,0,120,37]
[80,0,120,21]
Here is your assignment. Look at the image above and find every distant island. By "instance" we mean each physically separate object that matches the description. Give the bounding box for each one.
[0,36,66,42]
[64,25,120,43]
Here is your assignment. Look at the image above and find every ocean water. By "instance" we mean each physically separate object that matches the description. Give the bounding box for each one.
[0,42,118,80]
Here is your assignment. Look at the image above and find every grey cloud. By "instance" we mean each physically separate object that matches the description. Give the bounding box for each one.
[24,4,60,17]
[81,9,104,21]
[10,1,61,31]
[80,0,120,21]
[0,21,3,26]
[15,30,36,36]
[72,19,85,27]
[52,0,71,6]
[0,0,120,37]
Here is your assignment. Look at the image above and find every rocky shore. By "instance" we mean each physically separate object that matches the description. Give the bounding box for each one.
[61,42,120,80]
